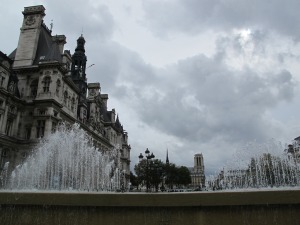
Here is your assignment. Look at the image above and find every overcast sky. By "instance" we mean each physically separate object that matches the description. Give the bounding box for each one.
[1,0,300,175]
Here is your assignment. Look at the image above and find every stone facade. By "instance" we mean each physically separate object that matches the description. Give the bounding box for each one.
[190,153,205,189]
[0,5,131,188]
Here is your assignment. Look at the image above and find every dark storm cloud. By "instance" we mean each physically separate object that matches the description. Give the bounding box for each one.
[142,0,300,39]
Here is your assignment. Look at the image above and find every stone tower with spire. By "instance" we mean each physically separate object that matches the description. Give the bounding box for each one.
[71,35,88,122]
[166,149,169,164]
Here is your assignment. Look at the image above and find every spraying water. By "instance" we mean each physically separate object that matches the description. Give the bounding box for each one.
[207,140,300,190]
[0,123,121,192]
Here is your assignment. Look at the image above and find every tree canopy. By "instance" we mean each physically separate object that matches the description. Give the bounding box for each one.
[133,160,191,191]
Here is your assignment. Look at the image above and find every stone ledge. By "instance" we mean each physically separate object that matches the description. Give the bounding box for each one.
[0,189,299,207]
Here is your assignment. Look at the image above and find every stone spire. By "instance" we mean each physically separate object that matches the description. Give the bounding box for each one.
[166,149,169,164]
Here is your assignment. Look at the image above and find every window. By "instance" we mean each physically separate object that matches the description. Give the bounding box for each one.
[1,75,5,87]
[1,149,8,157]
[71,97,75,111]
[56,79,61,95]
[5,119,13,135]
[43,76,51,92]
[52,122,57,133]
[17,123,21,136]
[64,91,68,105]
[25,127,31,140]
[39,109,46,115]
[30,79,38,98]
[36,120,45,138]
[68,96,71,108]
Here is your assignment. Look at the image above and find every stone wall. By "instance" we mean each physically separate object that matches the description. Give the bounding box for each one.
[0,190,299,225]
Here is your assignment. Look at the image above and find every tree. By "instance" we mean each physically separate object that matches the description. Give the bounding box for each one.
[130,172,138,189]
[164,163,177,189]
[134,159,191,191]
[164,164,191,189]
[176,166,192,187]
[134,159,164,191]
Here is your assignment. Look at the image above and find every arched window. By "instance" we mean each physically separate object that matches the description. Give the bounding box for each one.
[43,76,51,92]
[30,79,38,98]
[56,79,61,95]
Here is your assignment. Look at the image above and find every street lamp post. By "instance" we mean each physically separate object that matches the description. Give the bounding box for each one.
[138,148,155,192]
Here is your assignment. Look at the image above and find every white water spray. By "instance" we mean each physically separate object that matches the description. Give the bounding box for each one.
[1,123,121,192]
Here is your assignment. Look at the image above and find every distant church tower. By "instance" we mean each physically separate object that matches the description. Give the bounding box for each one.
[191,153,205,188]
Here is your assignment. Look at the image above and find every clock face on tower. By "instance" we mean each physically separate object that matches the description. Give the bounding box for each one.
[25,15,36,26]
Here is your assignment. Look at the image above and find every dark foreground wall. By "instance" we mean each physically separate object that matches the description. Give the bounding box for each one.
[0,190,300,225]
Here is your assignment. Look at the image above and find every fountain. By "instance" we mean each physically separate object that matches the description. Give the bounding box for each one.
[0,123,121,192]
[0,130,299,224]
[207,140,300,190]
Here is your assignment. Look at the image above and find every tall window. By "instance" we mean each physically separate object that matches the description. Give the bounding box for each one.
[30,79,38,98]
[5,119,12,135]
[52,122,57,133]
[43,76,51,92]
[25,126,31,140]
[56,79,61,95]
[36,120,45,138]
[71,97,75,111]
[64,91,68,105]
[0,75,5,87]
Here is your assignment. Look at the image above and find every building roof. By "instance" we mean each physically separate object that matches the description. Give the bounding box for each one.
[0,51,13,65]
[8,24,63,65]
[33,25,62,64]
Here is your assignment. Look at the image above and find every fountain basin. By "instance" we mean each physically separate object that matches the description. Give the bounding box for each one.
[0,190,299,224]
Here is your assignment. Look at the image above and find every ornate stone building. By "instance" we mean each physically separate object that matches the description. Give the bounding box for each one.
[0,5,131,187]
[190,153,205,189]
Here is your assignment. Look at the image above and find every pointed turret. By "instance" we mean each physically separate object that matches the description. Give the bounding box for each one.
[71,35,87,81]
[115,115,123,132]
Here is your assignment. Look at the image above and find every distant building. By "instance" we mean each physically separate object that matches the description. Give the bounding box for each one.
[285,136,300,163]
[0,5,131,187]
[189,153,205,189]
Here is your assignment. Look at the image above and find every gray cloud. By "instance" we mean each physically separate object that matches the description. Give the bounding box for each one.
[142,0,300,39]
[1,1,299,175]
[93,34,296,146]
